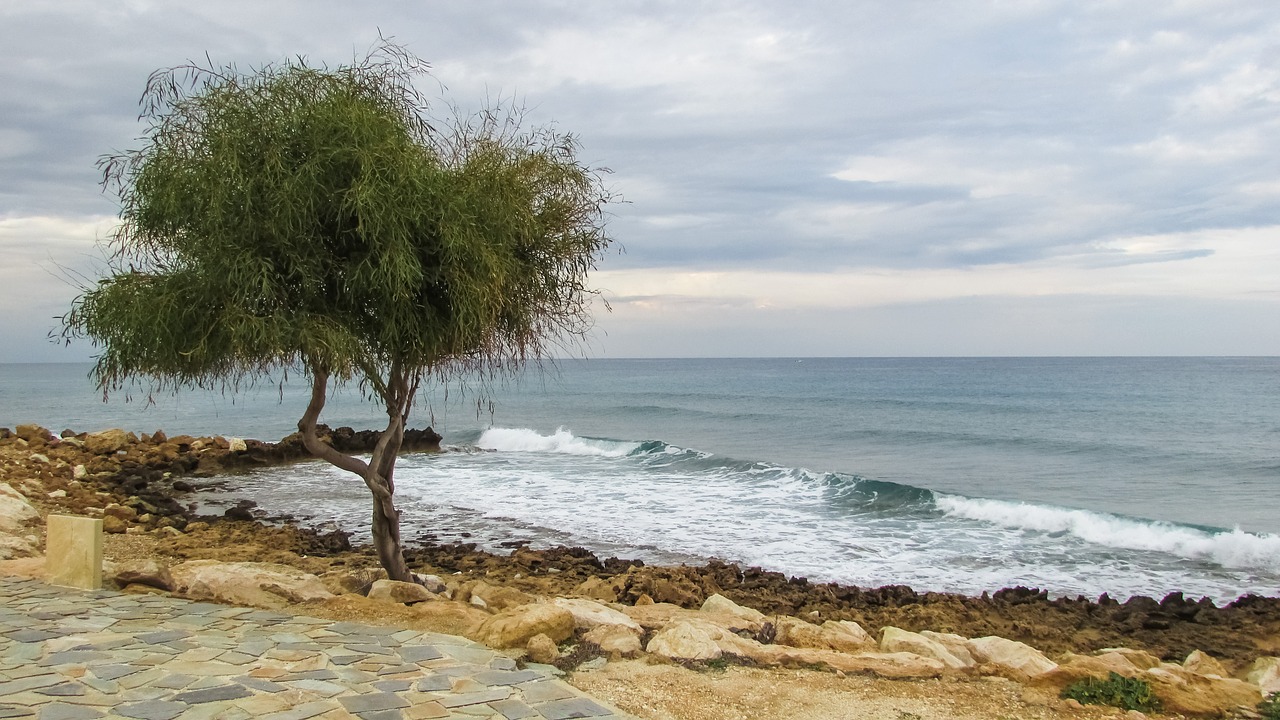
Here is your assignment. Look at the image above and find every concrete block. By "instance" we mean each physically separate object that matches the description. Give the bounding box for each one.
[46,515,103,590]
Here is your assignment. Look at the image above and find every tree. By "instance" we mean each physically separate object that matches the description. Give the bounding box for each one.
[62,42,615,582]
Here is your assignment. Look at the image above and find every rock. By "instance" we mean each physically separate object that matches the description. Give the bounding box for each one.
[411,600,490,639]
[103,503,138,521]
[227,437,247,452]
[584,624,643,658]
[367,579,437,605]
[414,574,447,594]
[646,620,723,662]
[553,598,643,633]
[574,576,626,603]
[112,559,174,591]
[476,604,575,649]
[701,594,766,624]
[47,490,66,498]
[102,515,128,534]
[29,454,50,464]
[967,636,1058,680]
[823,651,946,679]
[320,567,386,595]
[527,633,560,664]
[15,424,50,443]
[0,534,37,560]
[1096,647,1162,670]
[1143,664,1262,716]
[634,593,654,605]
[823,620,875,651]
[465,580,535,611]
[72,465,88,480]
[0,484,38,534]
[880,627,973,672]
[470,594,488,610]
[84,429,133,455]
[169,559,334,609]
[1183,649,1229,678]
[920,630,978,667]
[1245,656,1280,695]
[1029,652,1142,693]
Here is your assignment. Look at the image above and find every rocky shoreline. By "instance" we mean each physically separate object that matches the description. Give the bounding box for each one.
[3,423,1280,718]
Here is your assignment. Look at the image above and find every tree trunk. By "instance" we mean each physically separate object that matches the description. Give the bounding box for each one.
[298,367,415,583]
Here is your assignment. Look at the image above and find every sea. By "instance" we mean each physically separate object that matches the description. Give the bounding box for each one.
[2,357,1278,603]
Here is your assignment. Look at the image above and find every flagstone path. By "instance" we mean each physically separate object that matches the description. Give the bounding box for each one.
[0,576,633,720]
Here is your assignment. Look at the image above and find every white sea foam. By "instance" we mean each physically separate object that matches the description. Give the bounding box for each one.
[935,494,1280,571]
[476,427,641,458]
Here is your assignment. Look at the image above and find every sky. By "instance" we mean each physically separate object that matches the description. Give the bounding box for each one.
[2,0,1279,361]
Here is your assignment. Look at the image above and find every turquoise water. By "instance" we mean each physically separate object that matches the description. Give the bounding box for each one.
[3,358,1278,600]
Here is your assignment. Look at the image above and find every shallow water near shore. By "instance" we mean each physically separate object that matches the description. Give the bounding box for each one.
[4,357,1279,601]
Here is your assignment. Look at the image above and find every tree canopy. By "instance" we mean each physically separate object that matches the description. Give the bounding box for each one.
[63,42,615,579]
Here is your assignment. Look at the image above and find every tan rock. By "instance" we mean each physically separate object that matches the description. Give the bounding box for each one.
[700,594,765,624]
[1096,647,1161,670]
[773,616,827,650]
[967,636,1057,680]
[103,503,138,521]
[1144,664,1262,716]
[0,535,37,560]
[367,579,437,604]
[169,559,334,609]
[1029,652,1142,693]
[0,483,39,533]
[574,576,626,603]
[584,624,643,658]
[112,559,174,591]
[526,633,560,664]
[825,651,946,679]
[84,429,133,455]
[920,630,978,666]
[1183,649,1228,678]
[476,604,575,649]
[15,424,50,443]
[645,620,723,662]
[880,627,973,672]
[411,600,490,638]
[1245,656,1280,696]
[319,567,386,596]
[822,620,875,652]
[553,598,642,633]
[101,515,128,534]
[465,580,535,611]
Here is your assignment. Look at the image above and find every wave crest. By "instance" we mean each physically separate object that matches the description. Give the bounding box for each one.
[936,494,1280,571]
[476,427,641,458]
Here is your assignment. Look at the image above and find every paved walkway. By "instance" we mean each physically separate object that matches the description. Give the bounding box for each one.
[0,576,633,720]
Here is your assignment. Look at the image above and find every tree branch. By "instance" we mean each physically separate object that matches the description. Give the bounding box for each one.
[298,368,371,479]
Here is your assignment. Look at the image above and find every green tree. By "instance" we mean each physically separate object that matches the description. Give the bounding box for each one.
[62,43,615,581]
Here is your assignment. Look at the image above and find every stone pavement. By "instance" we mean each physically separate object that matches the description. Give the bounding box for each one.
[0,576,635,720]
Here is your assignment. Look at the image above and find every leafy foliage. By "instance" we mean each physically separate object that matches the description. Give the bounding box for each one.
[1061,672,1161,713]
[66,41,613,395]
[1260,691,1280,720]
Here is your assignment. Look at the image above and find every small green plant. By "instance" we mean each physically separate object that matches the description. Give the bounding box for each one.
[896,712,923,720]
[1061,672,1160,713]
[1259,691,1280,720]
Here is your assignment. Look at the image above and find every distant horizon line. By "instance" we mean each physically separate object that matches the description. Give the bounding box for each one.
[4,354,1278,365]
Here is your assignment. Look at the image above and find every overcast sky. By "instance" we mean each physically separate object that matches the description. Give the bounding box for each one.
[2,0,1278,361]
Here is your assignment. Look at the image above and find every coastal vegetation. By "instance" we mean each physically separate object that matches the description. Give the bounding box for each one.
[60,41,614,581]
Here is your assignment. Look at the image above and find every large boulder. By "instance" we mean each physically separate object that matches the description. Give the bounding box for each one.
[0,484,39,534]
[700,594,765,624]
[476,604,575,649]
[0,535,37,560]
[646,620,723,662]
[967,636,1057,680]
[367,579,437,605]
[553,598,643,633]
[823,620,876,652]
[1183,649,1229,678]
[1029,652,1143,694]
[584,624,643,658]
[84,429,134,455]
[1144,664,1262,717]
[112,559,174,591]
[1245,656,1280,696]
[880,627,973,672]
[169,560,334,609]
[464,580,536,611]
